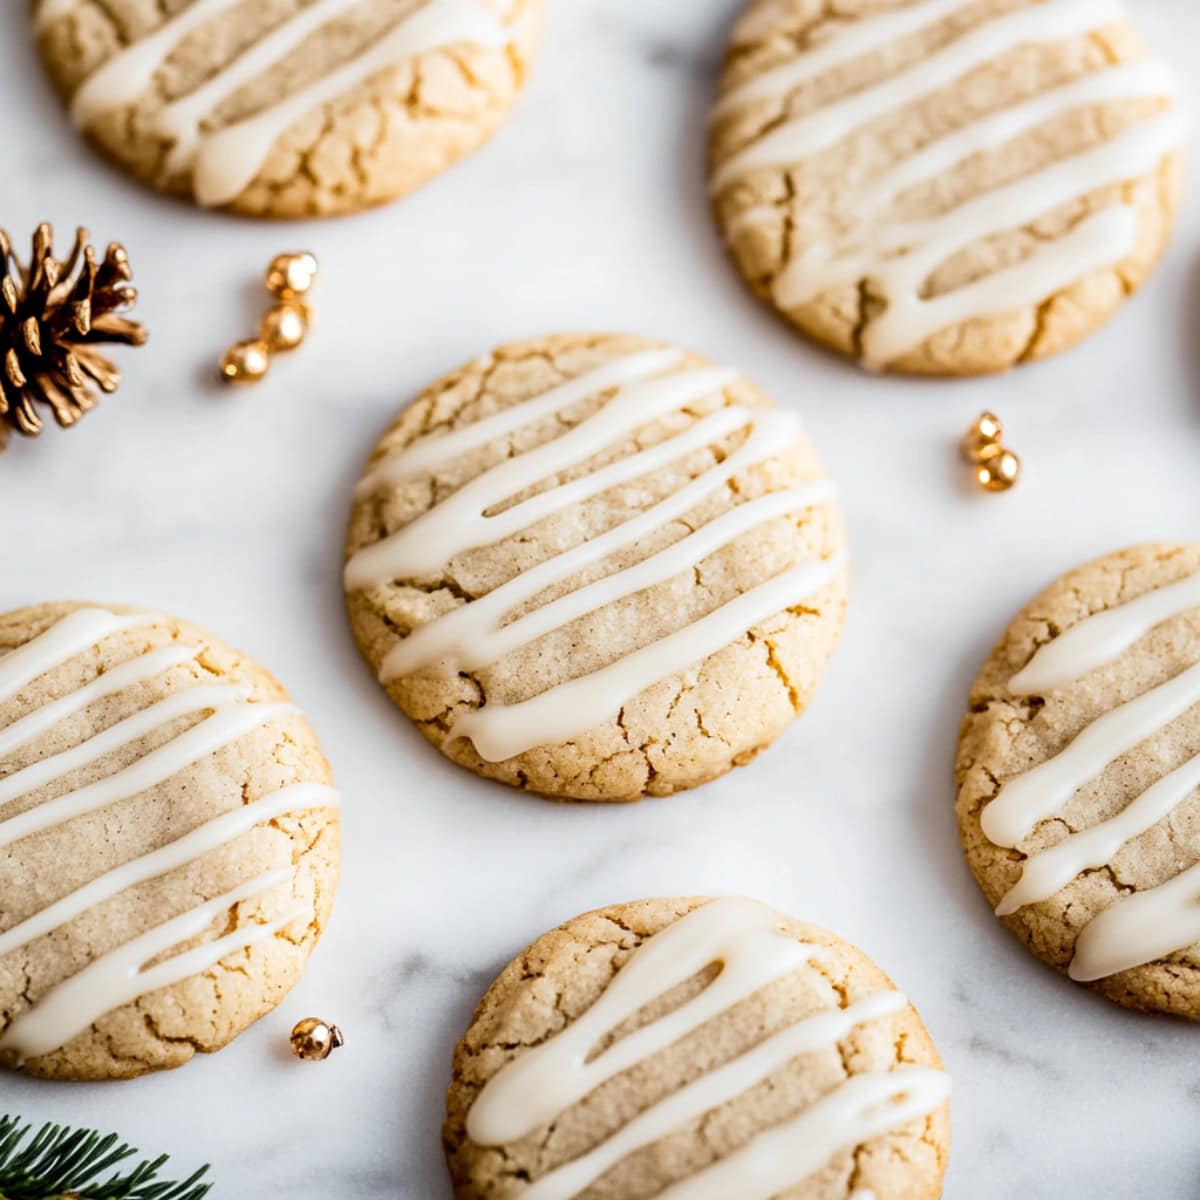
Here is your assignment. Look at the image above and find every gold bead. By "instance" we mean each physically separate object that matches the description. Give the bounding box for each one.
[259,301,309,352]
[219,339,271,385]
[961,410,1004,463]
[290,1017,344,1061]
[265,252,319,300]
[974,443,1021,492]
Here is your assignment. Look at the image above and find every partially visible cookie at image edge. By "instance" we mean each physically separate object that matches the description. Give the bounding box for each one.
[957,543,1200,1018]
[710,0,1183,376]
[444,896,951,1199]
[33,0,545,218]
[343,332,848,803]
[0,602,341,1080]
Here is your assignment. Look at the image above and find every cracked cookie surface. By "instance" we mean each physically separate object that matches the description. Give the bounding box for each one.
[443,896,950,1199]
[34,0,544,218]
[709,0,1182,376]
[0,601,341,1080]
[343,332,848,803]
[956,543,1200,1018]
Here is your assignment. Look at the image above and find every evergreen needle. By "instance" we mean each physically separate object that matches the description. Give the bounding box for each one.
[0,1116,212,1200]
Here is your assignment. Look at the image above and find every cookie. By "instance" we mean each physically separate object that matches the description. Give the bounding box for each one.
[709,0,1183,376]
[444,896,951,1199]
[0,602,341,1079]
[956,543,1200,1018]
[33,0,544,218]
[343,333,848,803]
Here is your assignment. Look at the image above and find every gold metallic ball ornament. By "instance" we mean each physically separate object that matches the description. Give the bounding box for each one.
[259,302,309,352]
[290,1017,344,1061]
[961,410,1004,462]
[219,339,271,384]
[266,252,319,300]
[974,443,1022,492]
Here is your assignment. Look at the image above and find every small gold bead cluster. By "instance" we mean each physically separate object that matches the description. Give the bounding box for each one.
[220,252,318,385]
[289,1016,344,1061]
[961,410,1021,493]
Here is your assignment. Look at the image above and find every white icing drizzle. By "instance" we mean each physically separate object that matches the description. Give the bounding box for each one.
[193,0,509,206]
[0,608,154,708]
[517,992,906,1200]
[711,0,1180,366]
[354,348,686,500]
[775,115,1180,365]
[0,698,295,850]
[0,610,335,1061]
[385,473,832,678]
[981,658,1200,848]
[452,554,844,763]
[346,352,840,761]
[714,0,970,120]
[61,0,509,208]
[1010,568,1200,694]
[0,682,251,808]
[70,0,245,124]
[997,752,1200,916]
[1070,861,1200,982]
[379,404,802,680]
[0,783,339,960]
[712,0,1127,189]
[654,1068,950,1200]
[0,870,302,1063]
[467,899,949,1198]
[0,645,197,760]
[344,363,741,587]
[980,570,1200,978]
[468,899,828,1146]
[158,0,362,177]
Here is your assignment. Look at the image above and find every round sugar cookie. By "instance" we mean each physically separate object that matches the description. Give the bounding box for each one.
[709,0,1183,376]
[0,602,341,1080]
[444,896,951,1199]
[343,333,848,803]
[956,543,1200,1018]
[33,0,545,218]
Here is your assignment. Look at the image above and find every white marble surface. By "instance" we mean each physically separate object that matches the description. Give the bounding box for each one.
[3,2,1200,1196]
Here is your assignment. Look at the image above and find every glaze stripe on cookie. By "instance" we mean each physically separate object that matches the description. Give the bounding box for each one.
[1071,859,1200,982]
[982,657,1200,847]
[42,0,511,208]
[0,697,296,850]
[467,898,949,1197]
[1009,567,1200,694]
[387,478,832,677]
[452,555,843,762]
[711,0,1182,367]
[0,783,339,960]
[347,353,841,761]
[0,645,199,759]
[378,403,809,677]
[0,682,253,807]
[0,607,155,706]
[0,610,339,1061]
[355,348,687,498]
[981,570,1200,979]
[345,363,743,583]
[654,1069,949,1200]
[713,0,971,120]
[0,870,303,1062]
[514,992,910,1200]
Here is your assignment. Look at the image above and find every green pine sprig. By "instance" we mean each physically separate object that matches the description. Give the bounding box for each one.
[0,1116,211,1200]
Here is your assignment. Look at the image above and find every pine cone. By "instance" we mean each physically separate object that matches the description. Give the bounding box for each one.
[0,223,147,450]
